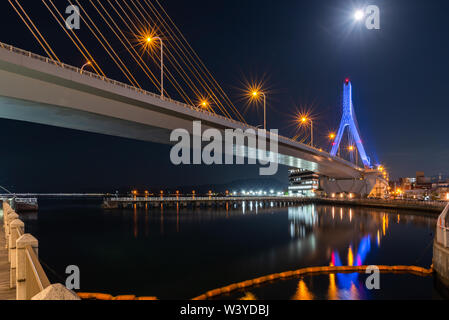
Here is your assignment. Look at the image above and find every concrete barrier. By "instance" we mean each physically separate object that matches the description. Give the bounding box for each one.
[1,201,78,300]
[434,203,449,288]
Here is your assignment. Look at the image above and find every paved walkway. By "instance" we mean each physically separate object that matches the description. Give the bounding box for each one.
[0,211,15,300]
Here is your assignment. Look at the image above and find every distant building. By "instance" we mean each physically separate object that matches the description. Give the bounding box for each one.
[368,178,389,198]
[288,169,319,197]
[416,171,432,189]
[399,177,416,191]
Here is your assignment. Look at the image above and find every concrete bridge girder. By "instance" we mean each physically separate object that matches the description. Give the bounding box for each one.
[320,172,379,197]
[0,43,365,179]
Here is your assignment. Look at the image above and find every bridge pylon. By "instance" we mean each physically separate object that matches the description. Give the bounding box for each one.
[331,79,371,168]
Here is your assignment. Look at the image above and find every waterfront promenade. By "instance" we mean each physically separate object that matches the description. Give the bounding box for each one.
[0,214,15,300]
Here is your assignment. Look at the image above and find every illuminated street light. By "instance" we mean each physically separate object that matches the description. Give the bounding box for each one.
[80,61,92,73]
[146,36,164,98]
[199,99,209,109]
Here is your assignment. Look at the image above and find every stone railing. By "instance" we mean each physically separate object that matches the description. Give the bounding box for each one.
[2,200,79,300]
[436,203,449,248]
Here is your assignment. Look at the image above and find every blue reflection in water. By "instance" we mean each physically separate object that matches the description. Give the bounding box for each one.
[331,236,371,299]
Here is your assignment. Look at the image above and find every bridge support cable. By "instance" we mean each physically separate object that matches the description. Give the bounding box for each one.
[99,0,194,105]
[126,0,224,115]
[8,0,60,62]
[111,0,225,115]
[143,0,248,123]
[129,0,235,118]
[40,0,105,77]
[88,0,194,105]
[11,0,247,123]
[63,0,142,89]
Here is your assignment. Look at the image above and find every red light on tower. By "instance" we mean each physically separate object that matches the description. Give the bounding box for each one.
[345,78,350,84]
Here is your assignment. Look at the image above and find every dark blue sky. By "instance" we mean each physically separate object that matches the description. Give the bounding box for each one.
[0,0,448,192]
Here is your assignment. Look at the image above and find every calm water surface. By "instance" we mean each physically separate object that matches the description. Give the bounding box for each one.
[21,201,444,300]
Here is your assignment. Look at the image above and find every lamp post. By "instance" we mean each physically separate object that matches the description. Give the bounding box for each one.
[329,133,336,153]
[348,145,358,166]
[146,36,164,98]
[80,61,91,73]
[300,117,314,148]
[251,91,267,130]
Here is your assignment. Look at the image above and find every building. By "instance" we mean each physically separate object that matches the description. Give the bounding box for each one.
[399,177,416,191]
[416,171,432,189]
[288,169,320,197]
[368,178,389,199]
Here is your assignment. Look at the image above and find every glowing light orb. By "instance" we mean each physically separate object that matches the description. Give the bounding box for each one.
[354,10,364,21]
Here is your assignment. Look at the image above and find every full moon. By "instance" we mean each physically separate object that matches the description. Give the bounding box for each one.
[354,10,364,21]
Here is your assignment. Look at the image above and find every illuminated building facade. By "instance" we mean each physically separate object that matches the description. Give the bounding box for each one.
[288,169,320,197]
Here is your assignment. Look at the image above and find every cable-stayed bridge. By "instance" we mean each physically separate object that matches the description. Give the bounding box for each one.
[0,0,385,195]
[0,42,382,194]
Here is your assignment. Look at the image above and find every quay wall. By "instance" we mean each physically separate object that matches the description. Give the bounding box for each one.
[434,241,449,288]
[104,196,446,214]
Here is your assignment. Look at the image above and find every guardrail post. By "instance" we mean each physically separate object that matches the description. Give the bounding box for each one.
[16,234,39,300]
[5,212,19,252]
[9,219,24,288]
[3,206,14,233]
[444,229,448,248]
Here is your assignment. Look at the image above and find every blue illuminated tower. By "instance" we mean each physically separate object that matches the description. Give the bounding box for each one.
[330,79,371,167]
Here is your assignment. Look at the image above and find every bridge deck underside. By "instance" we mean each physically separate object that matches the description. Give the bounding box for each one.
[0,45,363,179]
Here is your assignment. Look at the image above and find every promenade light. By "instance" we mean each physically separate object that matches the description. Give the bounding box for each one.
[329,133,336,140]
[348,145,355,152]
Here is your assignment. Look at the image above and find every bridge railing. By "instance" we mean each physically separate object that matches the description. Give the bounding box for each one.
[108,196,308,202]
[0,42,340,162]
[436,203,449,248]
[2,200,76,300]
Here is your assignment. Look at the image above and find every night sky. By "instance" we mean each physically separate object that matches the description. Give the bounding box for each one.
[0,0,448,192]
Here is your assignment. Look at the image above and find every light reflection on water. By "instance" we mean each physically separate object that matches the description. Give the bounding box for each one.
[22,201,440,299]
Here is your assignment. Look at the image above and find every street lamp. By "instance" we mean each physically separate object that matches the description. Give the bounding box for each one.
[251,90,267,130]
[199,99,209,110]
[80,61,91,73]
[299,116,314,147]
[146,36,164,98]
[348,145,359,166]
